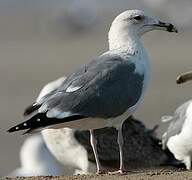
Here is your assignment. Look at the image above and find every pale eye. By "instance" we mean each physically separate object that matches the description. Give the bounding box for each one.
[133,16,143,21]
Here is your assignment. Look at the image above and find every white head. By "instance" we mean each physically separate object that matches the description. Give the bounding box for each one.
[108,10,177,50]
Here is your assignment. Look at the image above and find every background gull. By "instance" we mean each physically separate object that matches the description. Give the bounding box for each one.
[42,128,96,175]
[7,134,63,177]
[162,100,192,170]
[8,9,177,174]
[176,71,192,84]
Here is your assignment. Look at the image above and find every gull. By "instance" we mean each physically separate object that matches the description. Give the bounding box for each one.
[176,71,192,84]
[42,128,96,175]
[7,134,62,177]
[25,77,167,174]
[162,100,192,170]
[8,9,177,174]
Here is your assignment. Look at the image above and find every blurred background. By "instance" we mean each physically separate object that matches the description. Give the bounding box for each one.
[1,0,192,176]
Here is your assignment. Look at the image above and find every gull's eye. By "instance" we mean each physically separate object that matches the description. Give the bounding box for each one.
[133,16,143,21]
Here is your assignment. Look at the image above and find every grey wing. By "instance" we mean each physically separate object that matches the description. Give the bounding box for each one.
[162,100,191,148]
[39,54,144,119]
[8,53,144,133]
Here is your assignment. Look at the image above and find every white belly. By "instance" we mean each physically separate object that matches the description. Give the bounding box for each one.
[49,101,140,130]
[51,117,109,130]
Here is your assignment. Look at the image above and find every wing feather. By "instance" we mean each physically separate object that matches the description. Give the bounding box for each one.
[9,53,144,133]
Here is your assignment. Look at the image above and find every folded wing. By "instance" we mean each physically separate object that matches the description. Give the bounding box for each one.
[8,53,144,134]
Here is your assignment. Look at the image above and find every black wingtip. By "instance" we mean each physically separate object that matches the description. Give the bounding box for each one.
[7,129,11,133]
[8,114,86,135]
[7,113,46,134]
[176,76,186,84]
[7,119,32,133]
[7,126,33,134]
[24,103,41,116]
[7,126,19,133]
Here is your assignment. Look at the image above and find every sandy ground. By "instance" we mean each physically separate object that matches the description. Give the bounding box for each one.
[3,168,192,180]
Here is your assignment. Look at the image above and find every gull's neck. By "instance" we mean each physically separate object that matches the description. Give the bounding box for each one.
[108,24,151,92]
[108,26,143,53]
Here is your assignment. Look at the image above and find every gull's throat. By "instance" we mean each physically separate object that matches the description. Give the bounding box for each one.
[108,28,141,53]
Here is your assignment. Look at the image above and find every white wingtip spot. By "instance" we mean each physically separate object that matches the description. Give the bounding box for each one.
[23,123,27,126]
[16,127,19,130]
[66,86,81,93]
[37,118,41,122]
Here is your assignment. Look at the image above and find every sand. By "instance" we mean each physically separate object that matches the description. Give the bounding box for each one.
[3,168,192,180]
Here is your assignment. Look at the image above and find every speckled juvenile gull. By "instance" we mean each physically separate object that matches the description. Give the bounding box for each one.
[162,100,192,170]
[7,134,63,177]
[8,9,177,174]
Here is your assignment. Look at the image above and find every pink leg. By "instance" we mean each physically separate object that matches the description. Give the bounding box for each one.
[90,129,105,174]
